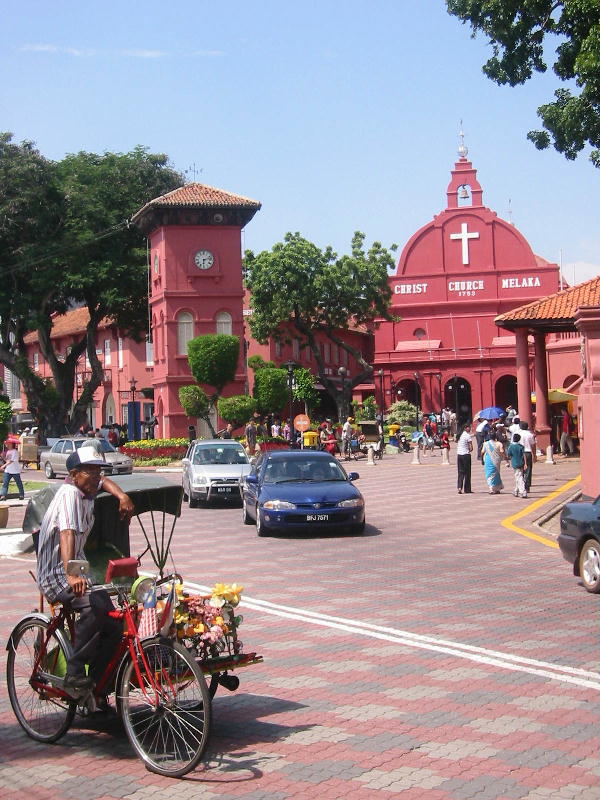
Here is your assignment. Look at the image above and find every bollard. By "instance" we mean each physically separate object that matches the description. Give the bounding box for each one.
[411,444,421,465]
[545,445,555,464]
[441,448,450,465]
[366,444,376,466]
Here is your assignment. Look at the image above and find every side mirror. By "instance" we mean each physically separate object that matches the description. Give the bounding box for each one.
[245,474,258,485]
[347,472,359,481]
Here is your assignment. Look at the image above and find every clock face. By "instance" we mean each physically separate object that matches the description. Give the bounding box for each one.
[194,249,214,270]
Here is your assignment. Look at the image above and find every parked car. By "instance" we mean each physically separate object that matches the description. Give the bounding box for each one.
[42,437,133,478]
[241,450,365,536]
[181,439,251,507]
[558,495,600,593]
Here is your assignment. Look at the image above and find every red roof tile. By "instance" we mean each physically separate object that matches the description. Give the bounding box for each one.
[495,275,600,327]
[136,182,261,211]
[24,308,114,344]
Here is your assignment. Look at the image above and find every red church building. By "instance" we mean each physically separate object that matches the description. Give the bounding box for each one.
[372,144,560,425]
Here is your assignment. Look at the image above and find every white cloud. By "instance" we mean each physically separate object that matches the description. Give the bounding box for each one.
[120,49,167,59]
[19,43,95,56]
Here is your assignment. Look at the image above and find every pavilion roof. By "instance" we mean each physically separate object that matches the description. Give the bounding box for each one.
[495,275,599,332]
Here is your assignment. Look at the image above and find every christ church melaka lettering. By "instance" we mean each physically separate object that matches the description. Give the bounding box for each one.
[448,280,484,297]
[393,283,428,295]
[501,276,541,289]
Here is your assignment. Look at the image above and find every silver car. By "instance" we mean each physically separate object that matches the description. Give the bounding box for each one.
[182,439,251,507]
[43,437,133,478]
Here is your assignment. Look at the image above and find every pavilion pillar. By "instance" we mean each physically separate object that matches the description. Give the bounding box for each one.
[515,328,532,427]
[533,332,551,451]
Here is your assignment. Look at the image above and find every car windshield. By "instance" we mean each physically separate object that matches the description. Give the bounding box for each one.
[263,458,347,484]
[74,439,116,453]
[192,445,248,465]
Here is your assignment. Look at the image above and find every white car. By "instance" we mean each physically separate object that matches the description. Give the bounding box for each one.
[181,439,251,507]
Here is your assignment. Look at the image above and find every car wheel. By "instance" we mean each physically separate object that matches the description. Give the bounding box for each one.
[579,538,600,593]
[242,498,253,525]
[256,510,268,537]
[349,521,365,535]
[188,493,199,509]
[44,462,55,479]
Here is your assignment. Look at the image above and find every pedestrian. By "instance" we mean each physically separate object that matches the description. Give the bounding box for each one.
[221,423,234,439]
[440,428,450,458]
[560,407,576,456]
[271,418,281,438]
[482,431,505,494]
[508,416,521,440]
[518,421,537,493]
[456,422,473,494]
[282,419,291,441]
[245,419,257,456]
[475,417,490,462]
[505,404,517,425]
[449,409,457,440]
[0,441,25,500]
[507,433,527,498]
[107,426,119,446]
[342,416,355,461]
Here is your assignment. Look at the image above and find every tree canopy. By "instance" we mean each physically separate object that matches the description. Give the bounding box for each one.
[446,0,600,165]
[245,231,397,419]
[0,134,183,436]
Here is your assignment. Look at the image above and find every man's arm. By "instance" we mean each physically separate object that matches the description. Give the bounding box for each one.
[60,528,87,597]
[101,477,135,521]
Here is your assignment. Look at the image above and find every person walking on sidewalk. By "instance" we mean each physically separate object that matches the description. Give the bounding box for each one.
[507,433,527,498]
[518,421,537,494]
[0,441,25,500]
[456,423,473,494]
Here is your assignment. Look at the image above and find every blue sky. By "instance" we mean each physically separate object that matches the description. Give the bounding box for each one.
[3,1,598,283]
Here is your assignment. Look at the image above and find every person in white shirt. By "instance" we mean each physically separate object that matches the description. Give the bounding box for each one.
[456,423,474,494]
[508,416,521,438]
[0,441,25,500]
[517,421,537,493]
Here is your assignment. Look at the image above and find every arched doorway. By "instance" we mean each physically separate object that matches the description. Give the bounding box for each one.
[444,377,472,426]
[103,393,117,425]
[395,378,421,408]
[494,375,517,411]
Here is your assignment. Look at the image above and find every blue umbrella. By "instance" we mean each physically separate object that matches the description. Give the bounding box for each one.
[477,406,505,420]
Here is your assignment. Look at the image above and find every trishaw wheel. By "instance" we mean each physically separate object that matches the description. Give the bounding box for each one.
[117,638,211,778]
[6,617,76,743]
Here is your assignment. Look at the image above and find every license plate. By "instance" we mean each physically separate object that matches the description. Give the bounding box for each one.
[306,514,329,522]
[217,487,234,493]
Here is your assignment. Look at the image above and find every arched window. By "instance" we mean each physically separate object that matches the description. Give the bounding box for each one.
[177,311,194,355]
[215,311,232,335]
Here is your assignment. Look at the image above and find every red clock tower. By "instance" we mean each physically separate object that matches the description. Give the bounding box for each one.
[132,183,261,438]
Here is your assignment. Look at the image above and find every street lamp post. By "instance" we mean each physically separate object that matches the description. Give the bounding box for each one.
[128,377,140,441]
[377,368,385,416]
[338,366,347,420]
[284,360,296,435]
[413,372,420,429]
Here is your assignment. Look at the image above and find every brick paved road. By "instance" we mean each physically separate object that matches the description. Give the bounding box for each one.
[1,453,598,799]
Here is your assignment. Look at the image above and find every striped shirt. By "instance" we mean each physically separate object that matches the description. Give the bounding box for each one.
[37,483,95,603]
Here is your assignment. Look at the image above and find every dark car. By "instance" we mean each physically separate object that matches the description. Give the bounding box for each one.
[558,495,600,593]
[241,450,365,536]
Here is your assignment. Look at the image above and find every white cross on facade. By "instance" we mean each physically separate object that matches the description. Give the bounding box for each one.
[450,222,479,265]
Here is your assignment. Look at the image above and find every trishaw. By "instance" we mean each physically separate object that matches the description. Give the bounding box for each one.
[6,475,262,778]
[357,421,384,460]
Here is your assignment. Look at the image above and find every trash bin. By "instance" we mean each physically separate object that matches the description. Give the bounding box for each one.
[303,430,319,448]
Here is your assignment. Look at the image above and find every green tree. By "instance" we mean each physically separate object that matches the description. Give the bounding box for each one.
[178,385,211,434]
[247,354,276,371]
[292,366,319,414]
[386,399,418,428]
[245,231,397,420]
[253,367,288,416]
[186,334,240,435]
[0,380,12,443]
[0,134,183,437]
[217,395,257,427]
[446,0,600,165]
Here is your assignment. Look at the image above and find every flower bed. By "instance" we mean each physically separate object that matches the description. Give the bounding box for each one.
[121,438,188,463]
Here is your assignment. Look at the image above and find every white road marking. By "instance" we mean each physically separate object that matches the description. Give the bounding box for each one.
[7,557,598,691]
[184,579,600,692]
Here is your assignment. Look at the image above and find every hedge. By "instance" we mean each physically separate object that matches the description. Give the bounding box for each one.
[121,438,188,463]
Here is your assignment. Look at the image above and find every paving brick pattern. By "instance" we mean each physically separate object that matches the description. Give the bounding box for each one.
[1,453,598,798]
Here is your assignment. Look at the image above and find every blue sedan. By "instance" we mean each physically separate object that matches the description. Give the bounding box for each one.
[241,450,365,536]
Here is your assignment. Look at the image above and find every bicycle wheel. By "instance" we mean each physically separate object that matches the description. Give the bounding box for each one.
[6,616,76,743]
[117,638,211,777]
